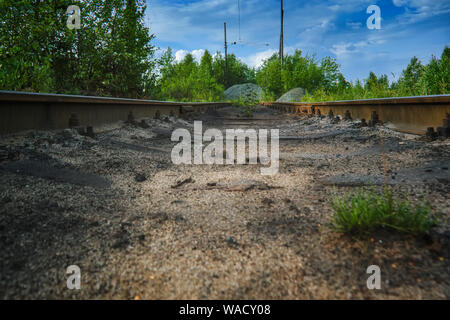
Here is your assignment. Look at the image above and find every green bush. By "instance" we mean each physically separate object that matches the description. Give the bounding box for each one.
[1,0,448,103]
[330,188,436,237]
[0,0,156,98]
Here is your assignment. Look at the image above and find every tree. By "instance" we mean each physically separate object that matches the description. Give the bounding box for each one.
[320,56,340,91]
[283,50,324,93]
[424,47,450,94]
[212,52,255,89]
[194,50,223,101]
[442,46,450,60]
[0,0,156,98]
[0,0,67,91]
[256,50,340,100]
[256,54,282,100]
[397,57,425,96]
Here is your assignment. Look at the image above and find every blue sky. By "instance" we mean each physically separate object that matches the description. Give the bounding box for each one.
[146,0,450,83]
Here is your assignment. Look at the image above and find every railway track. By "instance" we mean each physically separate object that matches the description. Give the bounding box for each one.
[1,91,449,136]
[0,95,449,299]
[262,95,450,135]
[0,90,230,134]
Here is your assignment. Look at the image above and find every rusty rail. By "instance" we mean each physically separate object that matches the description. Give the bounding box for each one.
[0,90,230,134]
[261,95,450,135]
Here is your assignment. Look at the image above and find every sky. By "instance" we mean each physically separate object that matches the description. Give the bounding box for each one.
[146,0,450,83]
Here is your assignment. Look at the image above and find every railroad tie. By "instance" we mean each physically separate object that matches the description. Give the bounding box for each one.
[344,110,352,121]
[437,113,450,138]
[68,113,79,128]
[127,111,136,125]
[328,109,334,119]
[368,111,380,127]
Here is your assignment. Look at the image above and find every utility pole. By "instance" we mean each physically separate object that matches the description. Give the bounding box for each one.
[224,22,229,88]
[279,0,284,65]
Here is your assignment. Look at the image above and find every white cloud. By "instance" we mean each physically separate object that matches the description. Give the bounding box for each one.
[241,49,277,68]
[147,0,448,83]
[174,49,205,63]
[392,0,450,24]
[330,38,386,58]
[147,0,245,47]
[191,49,205,62]
[174,49,188,63]
[393,0,447,8]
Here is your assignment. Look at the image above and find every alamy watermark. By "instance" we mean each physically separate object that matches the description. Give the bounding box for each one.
[366,265,381,290]
[66,265,81,290]
[66,5,81,30]
[64,4,381,31]
[367,5,381,30]
[171,121,279,175]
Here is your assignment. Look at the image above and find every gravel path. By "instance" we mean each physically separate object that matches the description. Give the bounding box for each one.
[0,106,449,299]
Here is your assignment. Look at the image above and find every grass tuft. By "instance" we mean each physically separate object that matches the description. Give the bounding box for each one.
[330,188,437,237]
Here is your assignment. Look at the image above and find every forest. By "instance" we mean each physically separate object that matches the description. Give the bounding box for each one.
[1,1,449,102]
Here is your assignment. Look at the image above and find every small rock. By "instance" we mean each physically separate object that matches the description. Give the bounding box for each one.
[138,120,150,129]
[289,203,300,213]
[1,196,12,204]
[226,236,239,246]
[134,173,147,182]
[302,206,312,214]
[174,214,186,222]
[61,128,81,140]
[171,177,194,188]
[262,197,274,206]
[316,163,329,170]
[112,238,130,249]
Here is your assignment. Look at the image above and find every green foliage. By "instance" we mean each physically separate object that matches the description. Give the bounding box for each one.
[156,49,224,101]
[281,51,325,93]
[255,47,449,103]
[256,50,341,101]
[212,52,256,88]
[303,47,450,102]
[0,1,447,104]
[422,48,450,95]
[154,48,257,101]
[396,56,426,96]
[229,99,255,117]
[228,93,259,108]
[255,54,282,100]
[330,188,436,237]
[0,0,155,98]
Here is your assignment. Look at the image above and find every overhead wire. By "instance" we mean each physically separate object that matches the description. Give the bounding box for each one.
[238,0,241,41]
[233,0,271,48]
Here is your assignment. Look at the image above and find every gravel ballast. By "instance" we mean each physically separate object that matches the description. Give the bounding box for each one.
[0,107,449,299]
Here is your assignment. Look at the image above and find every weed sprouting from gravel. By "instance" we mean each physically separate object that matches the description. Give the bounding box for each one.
[229,98,256,117]
[330,188,437,237]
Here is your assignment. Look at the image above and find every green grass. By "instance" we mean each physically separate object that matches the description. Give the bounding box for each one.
[330,188,437,237]
[228,99,256,117]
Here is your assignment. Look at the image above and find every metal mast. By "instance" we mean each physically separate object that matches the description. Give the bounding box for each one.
[224,22,229,88]
[279,0,284,65]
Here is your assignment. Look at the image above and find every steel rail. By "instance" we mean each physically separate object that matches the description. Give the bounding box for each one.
[0,90,230,134]
[262,95,450,135]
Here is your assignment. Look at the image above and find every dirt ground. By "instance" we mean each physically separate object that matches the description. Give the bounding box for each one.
[0,105,449,299]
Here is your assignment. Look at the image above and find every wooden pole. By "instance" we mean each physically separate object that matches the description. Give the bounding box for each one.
[224,22,229,88]
[280,0,284,65]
